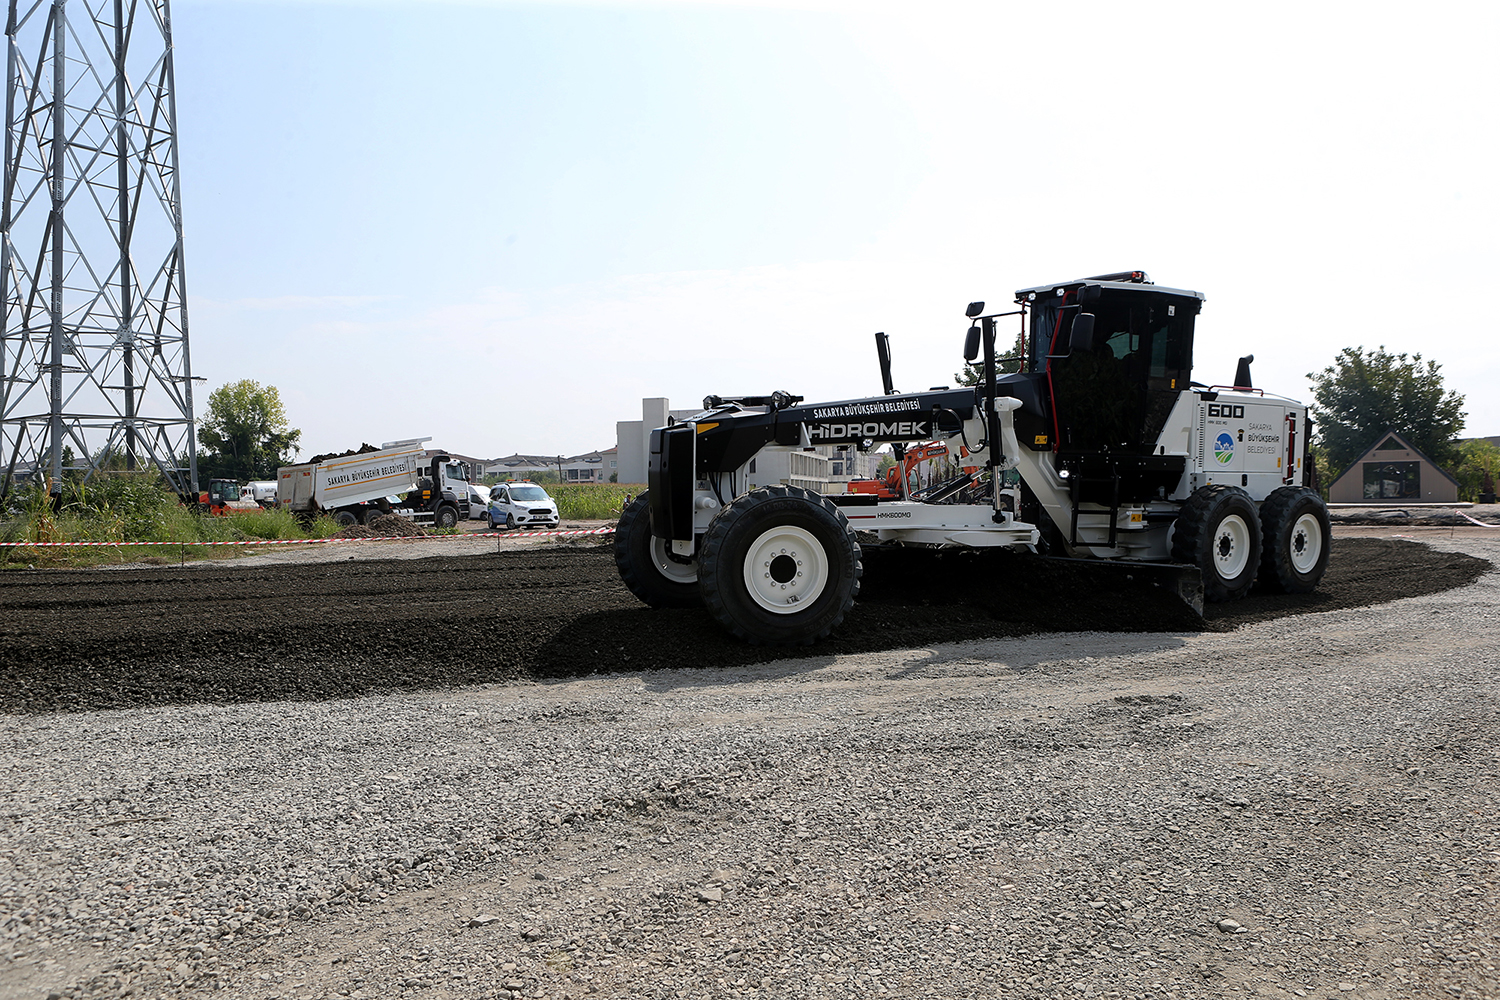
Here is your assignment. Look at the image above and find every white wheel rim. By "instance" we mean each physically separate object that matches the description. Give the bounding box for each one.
[742,525,829,615]
[1288,512,1323,574]
[1212,514,1251,580]
[650,535,698,584]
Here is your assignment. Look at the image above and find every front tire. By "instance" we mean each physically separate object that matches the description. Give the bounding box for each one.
[1258,486,1331,593]
[435,505,458,529]
[614,492,700,608]
[1171,485,1262,602]
[697,485,861,646]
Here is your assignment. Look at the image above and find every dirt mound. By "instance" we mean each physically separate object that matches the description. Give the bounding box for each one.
[0,538,1487,714]
[304,443,381,465]
[329,514,426,539]
[368,514,426,537]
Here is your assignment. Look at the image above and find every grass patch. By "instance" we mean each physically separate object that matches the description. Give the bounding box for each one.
[548,482,641,519]
[1,479,349,568]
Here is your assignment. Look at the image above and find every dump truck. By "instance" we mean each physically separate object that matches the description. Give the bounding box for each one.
[614,271,1331,645]
[276,438,471,528]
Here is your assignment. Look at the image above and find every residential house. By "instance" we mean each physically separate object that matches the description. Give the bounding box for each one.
[1327,430,1459,503]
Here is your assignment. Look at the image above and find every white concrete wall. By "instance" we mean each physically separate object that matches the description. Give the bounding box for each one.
[615,399,698,485]
[615,421,644,485]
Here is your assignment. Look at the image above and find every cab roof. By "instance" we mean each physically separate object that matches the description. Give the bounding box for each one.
[1014,271,1205,304]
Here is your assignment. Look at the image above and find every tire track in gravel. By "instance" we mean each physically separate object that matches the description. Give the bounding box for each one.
[0,538,1487,715]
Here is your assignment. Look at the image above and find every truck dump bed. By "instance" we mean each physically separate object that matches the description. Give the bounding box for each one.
[278,441,428,513]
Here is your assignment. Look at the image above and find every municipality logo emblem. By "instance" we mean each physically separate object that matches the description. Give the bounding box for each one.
[1214,432,1235,464]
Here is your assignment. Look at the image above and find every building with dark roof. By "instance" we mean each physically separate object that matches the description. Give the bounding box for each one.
[1327,430,1458,503]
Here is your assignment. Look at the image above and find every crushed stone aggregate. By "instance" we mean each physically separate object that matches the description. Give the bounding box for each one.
[0,530,1495,999]
[0,538,1484,715]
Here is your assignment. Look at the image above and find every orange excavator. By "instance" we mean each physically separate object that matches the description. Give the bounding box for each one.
[847,441,979,499]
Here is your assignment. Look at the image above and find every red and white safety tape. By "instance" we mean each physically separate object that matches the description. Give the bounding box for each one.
[495,525,618,540]
[1,538,331,548]
[0,526,618,548]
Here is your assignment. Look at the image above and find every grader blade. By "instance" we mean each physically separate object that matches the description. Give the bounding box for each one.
[1039,556,1205,617]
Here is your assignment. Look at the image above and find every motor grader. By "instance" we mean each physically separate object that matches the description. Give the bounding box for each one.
[615,271,1331,645]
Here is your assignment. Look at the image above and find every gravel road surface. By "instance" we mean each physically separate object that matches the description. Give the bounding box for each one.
[0,534,1483,715]
[1,527,1496,1000]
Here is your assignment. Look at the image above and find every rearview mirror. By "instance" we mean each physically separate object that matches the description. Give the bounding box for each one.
[963,323,981,362]
[1068,312,1096,354]
[965,301,984,318]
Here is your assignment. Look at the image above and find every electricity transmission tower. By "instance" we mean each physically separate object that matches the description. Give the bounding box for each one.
[1,0,196,499]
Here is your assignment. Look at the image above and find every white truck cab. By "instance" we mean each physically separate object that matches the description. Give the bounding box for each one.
[488,481,560,531]
[439,460,471,488]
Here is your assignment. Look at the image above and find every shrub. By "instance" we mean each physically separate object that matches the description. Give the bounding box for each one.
[548,483,638,519]
[228,506,304,540]
[1454,440,1499,502]
[303,513,343,539]
[153,503,211,543]
[0,476,343,565]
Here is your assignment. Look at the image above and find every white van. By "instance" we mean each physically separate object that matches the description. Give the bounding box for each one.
[465,483,488,519]
[487,481,560,531]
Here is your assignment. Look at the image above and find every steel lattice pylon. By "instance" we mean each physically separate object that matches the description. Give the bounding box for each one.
[1,0,195,498]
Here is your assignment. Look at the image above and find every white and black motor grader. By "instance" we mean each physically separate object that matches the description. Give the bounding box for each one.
[615,271,1331,645]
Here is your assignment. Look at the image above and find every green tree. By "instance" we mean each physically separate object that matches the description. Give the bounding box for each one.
[59,445,81,484]
[1307,346,1465,480]
[1308,441,1331,498]
[197,380,301,481]
[89,444,134,473]
[1454,439,1499,502]
[954,331,1026,386]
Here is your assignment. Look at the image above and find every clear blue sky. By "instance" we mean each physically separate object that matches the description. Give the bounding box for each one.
[177,0,1500,461]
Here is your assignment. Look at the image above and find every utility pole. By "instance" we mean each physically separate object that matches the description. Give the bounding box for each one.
[1,0,197,500]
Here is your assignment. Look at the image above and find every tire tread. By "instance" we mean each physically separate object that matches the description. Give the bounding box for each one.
[698,485,862,645]
[614,492,701,608]
[1257,486,1330,593]
[1170,485,1261,602]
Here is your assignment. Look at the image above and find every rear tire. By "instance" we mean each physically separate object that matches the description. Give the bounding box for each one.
[614,491,700,608]
[362,507,384,526]
[698,485,861,645]
[1171,485,1261,602]
[1258,486,1331,593]
[333,510,359,529]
